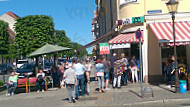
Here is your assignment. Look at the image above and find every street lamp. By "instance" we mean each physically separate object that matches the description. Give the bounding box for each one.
[166,0,179,93]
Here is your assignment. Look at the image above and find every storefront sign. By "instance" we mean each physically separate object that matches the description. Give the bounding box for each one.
[118,17,132,26]
[147,10,162,14]
[110,43,131,49]
[99,43,110,55]
[120,0,139,5]
[132,16,144,24]
[117,16,144,25]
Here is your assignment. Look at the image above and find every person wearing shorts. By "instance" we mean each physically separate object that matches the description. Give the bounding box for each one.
[102,56,110,90]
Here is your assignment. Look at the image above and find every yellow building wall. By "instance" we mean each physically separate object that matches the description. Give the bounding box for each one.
[147,26,162,76]
[119,0,190,19]
[119,0,145,19]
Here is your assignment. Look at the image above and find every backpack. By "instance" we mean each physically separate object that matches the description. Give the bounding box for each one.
[37,75,44,82]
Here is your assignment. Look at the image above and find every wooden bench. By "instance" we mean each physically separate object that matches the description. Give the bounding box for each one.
[28,77,47,92]
[7,78,28,94]
[17,78,28,93]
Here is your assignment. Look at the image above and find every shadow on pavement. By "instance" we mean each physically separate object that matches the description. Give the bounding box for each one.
[129,90,141,98]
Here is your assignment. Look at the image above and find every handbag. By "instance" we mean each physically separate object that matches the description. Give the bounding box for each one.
[122,67,125,72]
[96,72,104,76]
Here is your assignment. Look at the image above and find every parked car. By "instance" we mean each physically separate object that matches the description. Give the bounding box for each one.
[17,60,29,68]
[0,64,7,74]
[57,58,67,65]
[16,64,35,78]
[42,62,53,75]
[3,63,13,74]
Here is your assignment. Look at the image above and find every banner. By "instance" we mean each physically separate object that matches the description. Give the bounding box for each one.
[99,43,110,55]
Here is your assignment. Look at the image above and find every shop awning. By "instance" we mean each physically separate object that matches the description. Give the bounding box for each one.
[149,21,190,46]
[108,32,144,44]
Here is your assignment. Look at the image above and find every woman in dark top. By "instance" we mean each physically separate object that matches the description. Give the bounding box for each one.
[130,56,138,83]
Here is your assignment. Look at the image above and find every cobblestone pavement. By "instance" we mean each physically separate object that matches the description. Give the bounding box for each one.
[1,63,190,107]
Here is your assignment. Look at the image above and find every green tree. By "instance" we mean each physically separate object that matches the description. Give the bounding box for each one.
[0,20,9,63]
[14,15,55,57]
[54,30,73,57]
[71,42,87,58]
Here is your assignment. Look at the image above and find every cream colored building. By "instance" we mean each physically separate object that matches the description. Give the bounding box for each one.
[86,0,190,83]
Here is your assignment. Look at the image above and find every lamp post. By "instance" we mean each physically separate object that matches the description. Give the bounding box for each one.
[166,0,179,93]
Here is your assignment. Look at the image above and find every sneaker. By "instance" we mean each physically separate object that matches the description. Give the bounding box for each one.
[72,98,76,103]
[37,90,40,93]
[11,92,14,95]
[105,88,110,90]
[6,93,10,96]
[69,101,72,103]
[42,90,45,92]
[166,85,171,89]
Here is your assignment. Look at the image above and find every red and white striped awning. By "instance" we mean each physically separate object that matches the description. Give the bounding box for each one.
[149,21,190,46]
[108,32,143,44]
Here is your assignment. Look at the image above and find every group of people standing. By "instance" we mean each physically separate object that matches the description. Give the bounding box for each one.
[163,55,187,88]
[95,53,140,92]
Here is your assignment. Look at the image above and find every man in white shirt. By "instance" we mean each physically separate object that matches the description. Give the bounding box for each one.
[73,59,86,99]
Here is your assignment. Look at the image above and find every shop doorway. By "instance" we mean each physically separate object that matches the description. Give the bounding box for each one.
[161,45,187,74]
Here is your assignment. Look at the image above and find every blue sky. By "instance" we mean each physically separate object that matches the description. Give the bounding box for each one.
[0,0,96,54]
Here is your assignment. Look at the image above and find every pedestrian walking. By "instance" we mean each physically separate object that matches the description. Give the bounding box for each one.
[110,53,117,83]
[113,57,124,88]
[120,53,129,85]
[73,59,86,99]
[64,63,77,103]
[85,60,92,83]
[130,56,138,83]
[102,56,110,90]
[59,66,65,88]
[85,60,92,94]
[36,69,46,93]
[95,59,105,92]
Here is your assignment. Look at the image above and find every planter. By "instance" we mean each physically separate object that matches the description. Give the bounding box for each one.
[0,85,6,92]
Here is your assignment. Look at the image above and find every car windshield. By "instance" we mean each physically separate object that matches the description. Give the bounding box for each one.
[20,64,33,69]
[58,59,66,62]
[0,64,6,68]
[45,63,52,67]
[18,61,28,64]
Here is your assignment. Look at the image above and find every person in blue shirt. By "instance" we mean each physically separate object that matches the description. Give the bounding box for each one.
[73,59,86,99]
[137,59,140,81]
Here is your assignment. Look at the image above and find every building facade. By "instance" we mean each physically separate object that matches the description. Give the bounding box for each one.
[0,11,18,64]
[88,0,190,83]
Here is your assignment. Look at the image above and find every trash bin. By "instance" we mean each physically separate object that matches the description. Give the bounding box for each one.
[179,80,187,94]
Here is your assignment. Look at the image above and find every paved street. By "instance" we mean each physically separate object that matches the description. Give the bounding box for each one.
[1,65,190,107]
[1,81,190,107]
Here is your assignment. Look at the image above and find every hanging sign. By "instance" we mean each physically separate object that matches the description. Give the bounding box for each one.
[117,16,144,26]
[110,43,131,49]
[99,43,110,55]
[136,29,142,39]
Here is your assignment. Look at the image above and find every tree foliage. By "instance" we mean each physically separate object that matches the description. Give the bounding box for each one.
[0,20,9,55]
[14,15,55,57]
[71,42,88,58]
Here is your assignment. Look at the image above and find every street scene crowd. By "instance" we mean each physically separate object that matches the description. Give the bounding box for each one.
[5,52,144,103]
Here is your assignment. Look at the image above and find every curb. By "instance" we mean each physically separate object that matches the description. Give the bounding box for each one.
[123,98,190,106]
